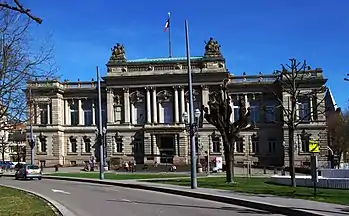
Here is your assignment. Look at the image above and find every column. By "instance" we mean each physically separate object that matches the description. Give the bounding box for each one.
[146,87,151,123]
[229,95,233,122]
[152,87,157,123]
[180,87,185,122]
[202,85,209,123]
[309,96,313,120]
[107,88,114,123]
[92,101,96,125]
[47,103,51,124]
[78,99,83,125]
[36,104,40,124]
[131,103,135,124]
[158,102,163,123]
[173,86,179,123]
[65,100,70,125]
[123,88,130,123]
[81,139,85,153]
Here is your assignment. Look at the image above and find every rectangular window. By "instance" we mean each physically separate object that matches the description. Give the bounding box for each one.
[163,102,173,124]
[299,97,310,121]
[236,138,244,153]
[249,99,260,123]
[268,140,276,153]
[71,138,77,153]
[264,100,276,122]
[70,101,79,126]
[252,140,259,153]
[212,137,220,153]
[116,141,123,153]
[301,139,310,152]
[83,100,93,126]
[39,104,48,125]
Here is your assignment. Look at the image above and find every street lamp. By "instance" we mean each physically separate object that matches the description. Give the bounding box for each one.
[94,128,104,180]
[0,130,6,161]
[183,108,201,189]
[102,127,108,171]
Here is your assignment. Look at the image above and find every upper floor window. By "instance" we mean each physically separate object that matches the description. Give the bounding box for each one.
[163,102,173,124]
[130,90,146,125]
[95,103,107,127]
[39,104,49,125]
[249,95,260,123]
[83,100,93,126]
[264,99,276,123]
[235,137,244,153]
[211,133,221,153]
[251,134,259,153]
[268,139,276,153]
[70,101,79,126]
[298,96,310,121]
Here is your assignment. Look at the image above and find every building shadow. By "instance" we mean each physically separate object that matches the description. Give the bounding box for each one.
[105,199,275,215]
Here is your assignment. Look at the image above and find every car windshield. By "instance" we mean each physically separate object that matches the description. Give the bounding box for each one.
[27,165,40,169]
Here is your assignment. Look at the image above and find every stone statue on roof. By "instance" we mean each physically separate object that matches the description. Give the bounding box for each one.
[110,43,126,61]
[204,37,222,57]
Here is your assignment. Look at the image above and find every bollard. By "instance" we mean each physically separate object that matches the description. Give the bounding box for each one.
[263,166,267,174]
[54,165,59,172]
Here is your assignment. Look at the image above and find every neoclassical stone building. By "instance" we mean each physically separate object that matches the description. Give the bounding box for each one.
[26,38,330,168]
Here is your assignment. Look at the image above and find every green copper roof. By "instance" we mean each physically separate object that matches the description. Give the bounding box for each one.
[127,56,203,63]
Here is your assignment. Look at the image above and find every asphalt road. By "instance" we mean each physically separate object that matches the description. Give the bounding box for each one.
[0,177,284,216]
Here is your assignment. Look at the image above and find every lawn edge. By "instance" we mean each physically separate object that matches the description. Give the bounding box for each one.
[0,183,76,216]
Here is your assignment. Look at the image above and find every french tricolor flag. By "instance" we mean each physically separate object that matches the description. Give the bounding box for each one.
[164,12,170,32]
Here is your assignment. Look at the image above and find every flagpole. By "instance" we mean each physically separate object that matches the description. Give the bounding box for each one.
[168,12,172,58]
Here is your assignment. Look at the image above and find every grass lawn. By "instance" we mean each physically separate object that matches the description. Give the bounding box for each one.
[147,177,349,206]
[0,186,56,216]
[47,172,189,180]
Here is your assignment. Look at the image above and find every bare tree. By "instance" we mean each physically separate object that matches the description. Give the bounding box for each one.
[0,0,42,24]
[202,79,255,183]
[327,108,349,167]
[259,58,327,187]
[0,8,55,131]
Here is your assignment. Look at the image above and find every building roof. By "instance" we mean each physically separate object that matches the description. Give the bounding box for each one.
[126,56,203,63]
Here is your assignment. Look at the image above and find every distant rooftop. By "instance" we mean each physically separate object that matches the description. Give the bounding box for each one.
[126,56,203,63]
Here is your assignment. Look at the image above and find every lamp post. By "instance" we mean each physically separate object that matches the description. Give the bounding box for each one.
[95,128,104,180]
[102,126,108,171]
[183,108,201,189]
[0,130,5,162]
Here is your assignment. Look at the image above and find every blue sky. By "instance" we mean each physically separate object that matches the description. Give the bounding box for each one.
[24,0,348,107]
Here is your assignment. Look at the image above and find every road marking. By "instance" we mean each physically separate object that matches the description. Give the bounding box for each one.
[52,189,71,195]
[121,198,131,202]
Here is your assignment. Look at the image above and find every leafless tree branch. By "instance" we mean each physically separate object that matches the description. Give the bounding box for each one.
[0,8,56,130]
[0,0,42,24]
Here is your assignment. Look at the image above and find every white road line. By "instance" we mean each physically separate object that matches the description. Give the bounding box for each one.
[121,198,131,202]
[52,189,71,195]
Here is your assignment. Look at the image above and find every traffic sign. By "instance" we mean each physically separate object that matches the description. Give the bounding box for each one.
[309,140,320,153]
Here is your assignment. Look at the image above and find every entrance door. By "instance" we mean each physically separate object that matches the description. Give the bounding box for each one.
[133,138,144,164]
[157,135,175,164]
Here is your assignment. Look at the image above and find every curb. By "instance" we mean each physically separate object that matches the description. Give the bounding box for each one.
[0,183,76,216]
[6,175,326,216]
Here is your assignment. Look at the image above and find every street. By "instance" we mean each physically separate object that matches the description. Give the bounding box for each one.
[0,177,284,216]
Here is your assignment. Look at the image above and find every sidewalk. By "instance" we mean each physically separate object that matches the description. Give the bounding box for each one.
[40,175,348,216]
[131,180,348,216]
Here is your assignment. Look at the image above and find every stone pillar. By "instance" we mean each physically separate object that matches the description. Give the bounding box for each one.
[173,86,179,123]
[152,134,160,163]
[229,95,233,122]
[92,101,96,125]
[152,88,157,123]
[47,103,51,124]
[309,96,313,120]
[81,138,85,153]
[180,87,185,122]
[123,88,130,123]
[65,100,70,125]
[36,104,40,124]
[107,88,114,123]
[146,87,151,123]
[130,103,135,124]
[78,99,83,125]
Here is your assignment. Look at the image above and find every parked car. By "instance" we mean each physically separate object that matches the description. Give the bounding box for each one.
[14,164,42,180]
